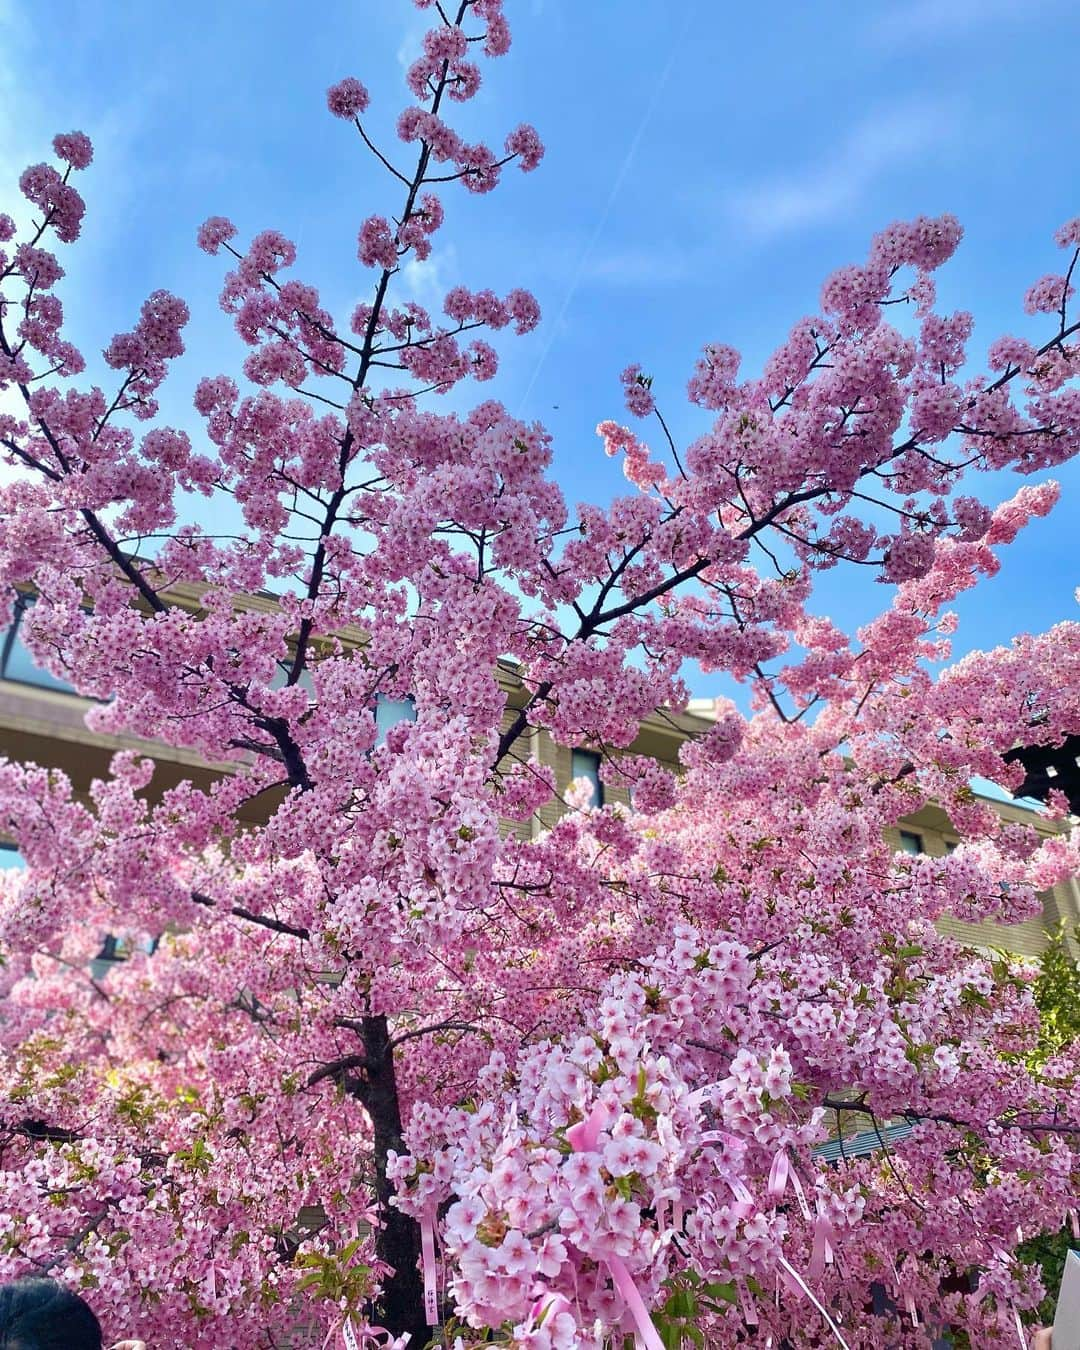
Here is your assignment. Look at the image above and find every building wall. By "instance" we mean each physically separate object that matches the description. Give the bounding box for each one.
[884,807,1079,960]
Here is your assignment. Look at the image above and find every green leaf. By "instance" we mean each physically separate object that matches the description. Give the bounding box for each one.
[702,1281,738,1304]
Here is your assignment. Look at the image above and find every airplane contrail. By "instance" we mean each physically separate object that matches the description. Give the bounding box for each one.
[517,3,700,417]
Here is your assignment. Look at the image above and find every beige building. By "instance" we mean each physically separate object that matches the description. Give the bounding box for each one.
[1,586,1077,961]
[883,798,1080,959]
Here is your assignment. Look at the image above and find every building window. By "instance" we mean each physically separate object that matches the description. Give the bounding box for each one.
[374,694,416,746]
[0,842,25,869]
[90,934,125,982]
[945,840,958,854]
[571,749,604,808]
[97,934,124,963]
[898,830,924,856]
[90,933,160,981]
[0,595,76,694]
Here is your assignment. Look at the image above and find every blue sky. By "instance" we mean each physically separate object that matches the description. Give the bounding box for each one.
[2,0,1079,697]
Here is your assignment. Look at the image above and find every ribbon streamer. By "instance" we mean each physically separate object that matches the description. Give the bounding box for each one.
[565,1099,616,1153]
[988,1247,1030,1350]
[715,1163,754,1212]
[569,1103,665,1350]
[530,1291,574,1325]
[608,1255,666,1350]
[777,1254,850,1350]
[767,1150,789,1201]
[886,1255,916,1329]
[768,1149,812,1221]
[570,1105,852,1349]
[700,1127,747,1156]
[809,1203,837,1282]
[324,1318,403,1350]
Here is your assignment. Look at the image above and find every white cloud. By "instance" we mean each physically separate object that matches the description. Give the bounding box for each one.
[396,12,429,73]
[724,101,954,236]
[867,0,1053,45]
[398,243,459,314]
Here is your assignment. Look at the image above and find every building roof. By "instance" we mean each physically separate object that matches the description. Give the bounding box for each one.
[813,1120,915,1164]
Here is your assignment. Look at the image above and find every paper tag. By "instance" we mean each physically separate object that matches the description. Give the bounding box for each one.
[738,1280,759,1327]
[421,1214,439,1326]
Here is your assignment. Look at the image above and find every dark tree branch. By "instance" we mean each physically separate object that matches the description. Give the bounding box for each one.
[307,1054,370,1088]
[390,1020,481,1049]
[190,891,310,941]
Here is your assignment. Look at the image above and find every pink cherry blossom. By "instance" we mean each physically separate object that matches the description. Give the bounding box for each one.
[0,4,1078,1348]
[326,76,371,119]
[52,130,93,169]
[505,123,545,171]
[197,215,238,255]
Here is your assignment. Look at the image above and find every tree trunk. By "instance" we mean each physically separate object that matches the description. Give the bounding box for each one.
[360,1014,428,1346]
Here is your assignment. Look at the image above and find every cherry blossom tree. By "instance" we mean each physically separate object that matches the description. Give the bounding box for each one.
[1,1,1079,1345]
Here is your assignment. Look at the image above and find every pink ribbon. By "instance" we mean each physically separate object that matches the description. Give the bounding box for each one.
[1069,1208,1079,1240]
[699,1127,746,1156]
[569,1111,850,1349]
[609,1258,666,1350]
[565,1099,617,1153]
[363,1326,409,1350]
[655,1194,689,1252]
[767,1149,812,1221]
[420,1211,439,1327]
[568,1103,665,1350]
[323,1317,401,1350]
[767,1151,851,1347]
[767,1149,789,1199]
[700,1131,754,1220]
[715,1163,754,1213]
[809,1203,837,1282]
[530,1290,574,1325]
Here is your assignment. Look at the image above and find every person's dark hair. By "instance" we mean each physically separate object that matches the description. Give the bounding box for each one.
[0,1278,102,1350]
